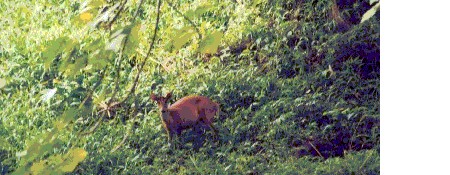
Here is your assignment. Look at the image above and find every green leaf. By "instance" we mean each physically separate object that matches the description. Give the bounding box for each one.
[30,160,46,174]
[198,31,223,54]
[88,50,111,69]
[11,166,29,175]
[173,26,195,50]
[360,2,380,23]
[0,78,6,89]
[62,108,77,123]
[59,148,88,172]
[85,39,111,71]
[39,143,54,155]
[89,57,108,70]
[185,4,212,18]
[63,57,87,77]
[106,34,126,53]
[124,23,141,56]
[90,0,106,8]
[47,154,64,165]
[83,38,104,52]
[106,24,134,52]
[42,37,71,69]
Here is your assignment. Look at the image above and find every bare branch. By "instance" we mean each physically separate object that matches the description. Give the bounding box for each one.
[80,117,104,136]
[78,66,108,110]
[107,0,128,31]
[308,141,325,159]
[108,0,144,105]
[120,0,163,104]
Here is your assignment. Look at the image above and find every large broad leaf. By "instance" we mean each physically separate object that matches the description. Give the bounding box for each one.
[89,3,120,28]
[173,26,196,50]
[106,33,126,53]
[81,0,106,10]
[42,37,73,69]
[124,23,142,57]
[88,50,111,70]
[360,2,380,23]
[79,11,94,23]
[198,31,223,54]
[73,0,103,26]
[83,38,110,71]
[89,0,106,8]
[185,4,213,18]
[106,24,135,52]
[58,148,88,172]
[30,159,46,174]
[62,108,77,123]
[83,38,105,52]
[63,57,87,77]
[27,148,87,174]
[88,3,121,28]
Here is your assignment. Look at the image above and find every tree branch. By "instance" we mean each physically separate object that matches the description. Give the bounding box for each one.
[78,0,144,136]
[120,0,162,105]
[107,0,128,32]
[108,0,144,105]
[76,67,107,137]
[78,66,108,110]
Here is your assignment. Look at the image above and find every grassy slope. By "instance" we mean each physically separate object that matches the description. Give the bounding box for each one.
[0,0,379,174]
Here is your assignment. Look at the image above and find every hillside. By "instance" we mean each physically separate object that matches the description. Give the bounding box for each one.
[0,0,380,174]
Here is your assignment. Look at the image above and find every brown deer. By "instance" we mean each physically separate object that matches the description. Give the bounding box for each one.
[151,92,219,144]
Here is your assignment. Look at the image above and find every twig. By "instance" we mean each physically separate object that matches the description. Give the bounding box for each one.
[75,67,107,137]
[308,141,325,159]
[111,93,141,152]
[132,0,144,19]
[110,119,132,153]
[107,0,128,32]
[80,116,103,136]
[120,0,162,105]
[79,0,147,139]
[108,0,143,105]
[78,67,108,110]
[110,98,139,153]
[111,0,161,152]
[108,49,124,104]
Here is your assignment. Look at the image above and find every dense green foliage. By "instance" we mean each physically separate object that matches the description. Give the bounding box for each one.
[1,0,379,174]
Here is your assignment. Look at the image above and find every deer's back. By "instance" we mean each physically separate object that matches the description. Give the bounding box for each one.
[169,95,218,121]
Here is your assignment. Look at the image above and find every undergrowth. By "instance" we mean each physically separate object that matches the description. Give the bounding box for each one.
[0,0,379,174]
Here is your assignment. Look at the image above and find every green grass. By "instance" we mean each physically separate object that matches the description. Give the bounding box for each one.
[0,0,379,174]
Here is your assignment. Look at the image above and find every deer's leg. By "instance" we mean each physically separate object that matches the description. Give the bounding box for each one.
[163,125,174,148]
[208,123,218,138]
[173,127,183,149]
[167,130,173,142]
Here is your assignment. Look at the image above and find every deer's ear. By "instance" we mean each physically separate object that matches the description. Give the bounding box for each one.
[165,92,172,99]
[150,93,157,101]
